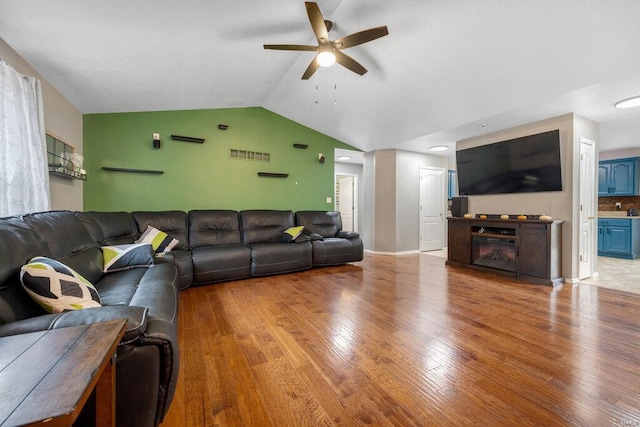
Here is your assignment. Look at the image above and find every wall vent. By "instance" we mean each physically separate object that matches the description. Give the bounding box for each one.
[229,148,270,162]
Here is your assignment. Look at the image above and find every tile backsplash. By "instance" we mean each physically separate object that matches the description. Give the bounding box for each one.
[598,195,640,211]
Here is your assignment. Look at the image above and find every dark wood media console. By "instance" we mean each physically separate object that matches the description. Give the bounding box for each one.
[446,217,564,286]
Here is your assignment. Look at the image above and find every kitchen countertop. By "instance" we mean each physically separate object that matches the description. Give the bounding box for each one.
[598,211,640,219]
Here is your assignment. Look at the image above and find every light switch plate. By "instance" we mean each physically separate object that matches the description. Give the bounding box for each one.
[326,197,332,203]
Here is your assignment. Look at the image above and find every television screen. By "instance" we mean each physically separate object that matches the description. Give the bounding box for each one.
[456,129,562,195]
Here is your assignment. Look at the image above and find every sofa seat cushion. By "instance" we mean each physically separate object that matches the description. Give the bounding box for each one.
[95,264,178,324]
[191,245,251,284]
[248,242,312,276]
[311,237,364,266]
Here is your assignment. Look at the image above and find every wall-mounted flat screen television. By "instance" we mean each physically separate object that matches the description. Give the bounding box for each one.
[456,129,562,195]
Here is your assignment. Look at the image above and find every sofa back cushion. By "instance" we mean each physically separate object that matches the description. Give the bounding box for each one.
[240,210,295,244]
[132,211,188,251]
[0,216,51,324]
[76,211,139,245]
[295,211,342,238]
[23,211,104,285]
[188,210,241,248]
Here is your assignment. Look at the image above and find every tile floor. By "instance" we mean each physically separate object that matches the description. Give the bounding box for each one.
[581,255,640,294]
[423,249,640,295]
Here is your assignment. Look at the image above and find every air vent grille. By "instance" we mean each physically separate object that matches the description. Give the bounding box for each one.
[229,148,270,162]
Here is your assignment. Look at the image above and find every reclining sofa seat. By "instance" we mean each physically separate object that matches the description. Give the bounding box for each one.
[295,211,364,266]
[0,211,179,427]
[239,210,313,276]
[132,211,193,290]
[188,210,251,284]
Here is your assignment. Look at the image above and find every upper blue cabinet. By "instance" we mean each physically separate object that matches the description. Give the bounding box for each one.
[598,157,640,196]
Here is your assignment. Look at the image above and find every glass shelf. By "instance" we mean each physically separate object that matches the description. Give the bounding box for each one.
[46,133,86,181]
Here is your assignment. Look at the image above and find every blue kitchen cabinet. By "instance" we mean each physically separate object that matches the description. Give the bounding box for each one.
[598,158,640,196]
[597,218,640,259]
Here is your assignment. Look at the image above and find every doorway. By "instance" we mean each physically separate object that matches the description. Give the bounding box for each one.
[335,174,358,232]
[419,166,446,251]
[578,138,596,279]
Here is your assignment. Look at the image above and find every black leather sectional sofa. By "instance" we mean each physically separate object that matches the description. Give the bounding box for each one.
[0,209,362,426]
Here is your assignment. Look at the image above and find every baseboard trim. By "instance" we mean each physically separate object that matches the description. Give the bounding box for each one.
[364,249,420,256]
[564,277,580,284]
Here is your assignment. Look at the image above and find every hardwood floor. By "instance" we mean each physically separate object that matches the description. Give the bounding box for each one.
[161,254,640,426]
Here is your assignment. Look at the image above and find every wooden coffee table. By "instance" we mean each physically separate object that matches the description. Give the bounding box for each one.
[0,319,127,427]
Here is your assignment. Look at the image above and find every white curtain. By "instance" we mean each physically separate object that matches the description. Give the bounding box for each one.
[0,60,50,217]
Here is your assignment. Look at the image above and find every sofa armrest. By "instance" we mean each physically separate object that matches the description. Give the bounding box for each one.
[0,306,148,344]
[338,230,360,239]
[304,232,324,241]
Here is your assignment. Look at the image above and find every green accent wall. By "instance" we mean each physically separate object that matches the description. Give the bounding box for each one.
[83,107,357,212]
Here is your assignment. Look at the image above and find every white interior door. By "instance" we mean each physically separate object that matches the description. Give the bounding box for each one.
[579,138,596,279]
[338,176,355,232]
[420,167,445,251]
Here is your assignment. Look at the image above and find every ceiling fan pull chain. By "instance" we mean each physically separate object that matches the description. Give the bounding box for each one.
[333,62,337,105]
[314,71,319,104]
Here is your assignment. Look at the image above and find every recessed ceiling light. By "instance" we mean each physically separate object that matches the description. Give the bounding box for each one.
[429,145,448,152]
[337,155,351,160]
[614,95,640,109]
[479,123,488,127]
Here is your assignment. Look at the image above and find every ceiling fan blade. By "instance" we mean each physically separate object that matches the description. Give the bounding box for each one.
[334,50,367,75]
[333,26,389,49]
[301,56,320,80]
[263,44,318,51]
[305,2,330,44]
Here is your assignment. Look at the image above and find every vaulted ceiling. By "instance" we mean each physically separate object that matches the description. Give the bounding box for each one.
[1,0,639,156]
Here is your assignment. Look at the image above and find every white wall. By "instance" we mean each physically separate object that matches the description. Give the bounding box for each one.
[362,149,448,253]
[456,113,599,281]
[1,38,83,211]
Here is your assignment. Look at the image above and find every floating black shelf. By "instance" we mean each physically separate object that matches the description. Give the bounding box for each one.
[292,143,308,149]
[258,172,289,178]
[171,134,205,144]
[102,167,164,175]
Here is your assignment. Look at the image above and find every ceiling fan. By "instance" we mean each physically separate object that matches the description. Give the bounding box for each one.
[264,2,389,79]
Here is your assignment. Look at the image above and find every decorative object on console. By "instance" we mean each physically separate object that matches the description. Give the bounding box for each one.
[102,243,154,273]
[539,215,553,221]
[479,214,487,219]
[451,196,468,217]
[136,225,179,254]
[463,213,473,218]
[501,214,509,219]
[518,215,528,220]
[20,256,101,313]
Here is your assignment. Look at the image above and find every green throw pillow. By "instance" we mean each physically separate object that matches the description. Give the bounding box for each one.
[279,226,304,243]
[20,256,101,313]
[135,225,179,253]
[102,243,154,273]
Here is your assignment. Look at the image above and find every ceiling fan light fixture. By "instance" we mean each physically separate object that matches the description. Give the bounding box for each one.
[614,95,640,109]
[429,145,448,152]
[317,51,336,67]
